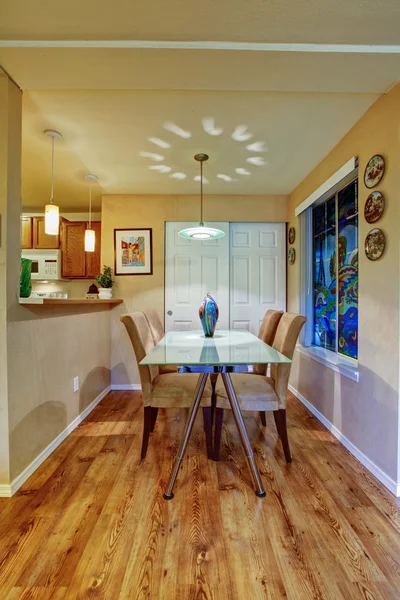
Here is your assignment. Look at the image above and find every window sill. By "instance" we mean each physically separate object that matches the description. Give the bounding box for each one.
[296,345,359,383]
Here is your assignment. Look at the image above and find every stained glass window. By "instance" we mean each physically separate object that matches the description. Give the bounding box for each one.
[312,179,358,359]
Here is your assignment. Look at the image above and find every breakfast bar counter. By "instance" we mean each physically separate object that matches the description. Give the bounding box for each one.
[19,297,123,306]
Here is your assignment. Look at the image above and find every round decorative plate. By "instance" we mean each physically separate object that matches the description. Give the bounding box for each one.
[364,191,385,224]
[288,247,296,265]
[288,227,295,245]
[364,154,385,189]
[365,228,385,261]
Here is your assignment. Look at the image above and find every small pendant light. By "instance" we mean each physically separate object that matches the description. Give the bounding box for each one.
[44,129,62,235]
[84,174,98,252]
[178,153,225,240]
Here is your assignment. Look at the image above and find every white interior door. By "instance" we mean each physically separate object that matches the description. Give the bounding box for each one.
[230,223,286,335]
[165,222,230,331]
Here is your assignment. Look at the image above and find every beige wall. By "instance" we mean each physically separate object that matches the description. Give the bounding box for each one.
[102,193,289,386]
[8,306,111,480]
[287,84,400,484]
[0,72,21,484]
[0,71,113,489]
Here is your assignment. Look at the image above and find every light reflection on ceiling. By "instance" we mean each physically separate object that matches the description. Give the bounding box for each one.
[140,118,268,184]
[139,151,164,161]
[163,122,192,138]
[148,137,171,148]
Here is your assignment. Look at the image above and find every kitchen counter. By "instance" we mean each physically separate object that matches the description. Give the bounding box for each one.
[19,298,123,306]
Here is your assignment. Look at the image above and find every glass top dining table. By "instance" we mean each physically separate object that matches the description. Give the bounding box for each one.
[140,329,291,500]
[141,329,291,368]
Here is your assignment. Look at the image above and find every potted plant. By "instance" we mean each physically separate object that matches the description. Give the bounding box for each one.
[96,265,114,299]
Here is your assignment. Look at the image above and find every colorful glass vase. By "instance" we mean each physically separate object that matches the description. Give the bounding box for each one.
[20,258,32,298]
[199,293,219,337]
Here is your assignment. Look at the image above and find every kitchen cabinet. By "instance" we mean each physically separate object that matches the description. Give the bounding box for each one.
[61,220,102,279]
[21,216,33,249]
[33,216,60,249]
[85,221,102,278]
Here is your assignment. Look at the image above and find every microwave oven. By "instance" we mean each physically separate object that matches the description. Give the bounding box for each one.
[21,249,67,281]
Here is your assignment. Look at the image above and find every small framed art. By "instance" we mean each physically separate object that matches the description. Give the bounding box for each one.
[114,228,153,275]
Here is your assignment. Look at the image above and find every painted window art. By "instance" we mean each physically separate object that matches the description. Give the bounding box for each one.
[313,180,358,359]
[114,228,153,275]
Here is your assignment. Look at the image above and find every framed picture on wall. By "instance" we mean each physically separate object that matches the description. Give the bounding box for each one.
[114,228,153,275]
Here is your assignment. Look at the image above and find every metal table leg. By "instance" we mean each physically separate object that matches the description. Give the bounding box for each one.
[221,372,266,497]
[163,373,209,500]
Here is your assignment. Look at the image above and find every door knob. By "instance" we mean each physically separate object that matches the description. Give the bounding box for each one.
[167,310,173,316]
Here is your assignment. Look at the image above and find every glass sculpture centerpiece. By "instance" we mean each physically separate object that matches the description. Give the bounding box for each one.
[199,293,219,337]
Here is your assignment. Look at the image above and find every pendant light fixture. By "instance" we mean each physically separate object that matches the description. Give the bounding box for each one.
[84,174,98,252]
[44,129,62,235]
[178,153,225,240]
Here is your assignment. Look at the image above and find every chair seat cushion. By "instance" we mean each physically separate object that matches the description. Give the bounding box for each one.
[159,365,178,374]
[150,373,213,407]
[215,373,279,411]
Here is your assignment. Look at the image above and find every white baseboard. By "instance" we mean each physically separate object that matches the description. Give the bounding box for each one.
[0,385,111,498]
[110,384,142,391]
[288,384,400,497]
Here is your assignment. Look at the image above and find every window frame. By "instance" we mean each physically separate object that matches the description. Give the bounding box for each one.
[299,167,359,375]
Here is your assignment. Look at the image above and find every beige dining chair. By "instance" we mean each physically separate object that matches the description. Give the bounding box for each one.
[253,309,283,426]
[121,312,214,459]
[214,313,306,463]
[143,309,177,374]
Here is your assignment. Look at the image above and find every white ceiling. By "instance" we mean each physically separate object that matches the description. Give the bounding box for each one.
[1,0,400,45]
[1,0,399,210]
[21,89,377,210]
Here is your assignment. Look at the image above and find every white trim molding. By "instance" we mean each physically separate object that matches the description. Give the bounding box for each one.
[0,385,111,498]
[295,157,357,216]
[110,383,142,391]
[1,41,400,54]
[296,345,359,382]
[289,384,400,497]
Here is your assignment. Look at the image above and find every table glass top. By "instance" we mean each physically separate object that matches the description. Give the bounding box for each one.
[140,329,291,367]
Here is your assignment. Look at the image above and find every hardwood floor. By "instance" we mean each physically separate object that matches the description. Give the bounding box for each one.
[0,390,399,599]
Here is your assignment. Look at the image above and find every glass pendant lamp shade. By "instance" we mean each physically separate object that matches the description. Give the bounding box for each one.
[178,226,225,240]
[44,203,59,235]
[84,228,95,252]
[44,129,62,235]
[178,153,225,240]
[84,173,98,252]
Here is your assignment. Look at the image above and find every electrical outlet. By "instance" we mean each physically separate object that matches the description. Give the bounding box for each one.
[73,376,79,392]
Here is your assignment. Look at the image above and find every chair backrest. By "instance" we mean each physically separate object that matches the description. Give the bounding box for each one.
[143,309,165,345]
[253,309,283,375]
[270,313,307,408]
[120,312,159,404]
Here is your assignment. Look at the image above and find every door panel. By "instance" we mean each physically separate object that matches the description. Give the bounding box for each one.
[230,223,286,336]
[165,222,230,331]
[165,222,286,336]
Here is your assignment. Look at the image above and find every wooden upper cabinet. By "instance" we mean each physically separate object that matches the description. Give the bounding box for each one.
[85,222,102,279]
[33,216,60,249]
[61,221,86,278]
[21,216,33,249]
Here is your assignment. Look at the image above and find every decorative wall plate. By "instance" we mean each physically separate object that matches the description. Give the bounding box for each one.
[288,226,295,245]
[288,247,296,265]
[365,228,385,261]
[364,191,385,224]
[364,154,385,189]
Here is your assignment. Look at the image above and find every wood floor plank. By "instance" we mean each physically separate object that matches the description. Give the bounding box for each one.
[5,587,67,600]
[0,391,399,600]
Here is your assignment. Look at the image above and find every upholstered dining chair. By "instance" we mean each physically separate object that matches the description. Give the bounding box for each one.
[252,309,283,426]
[121,312,214,459]
[143,309,177,374]
[213,313,306,463]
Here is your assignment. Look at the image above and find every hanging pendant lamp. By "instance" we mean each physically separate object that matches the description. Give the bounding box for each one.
[84,174,98,252]
[44,129,62,235]
[178,153,225,240]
